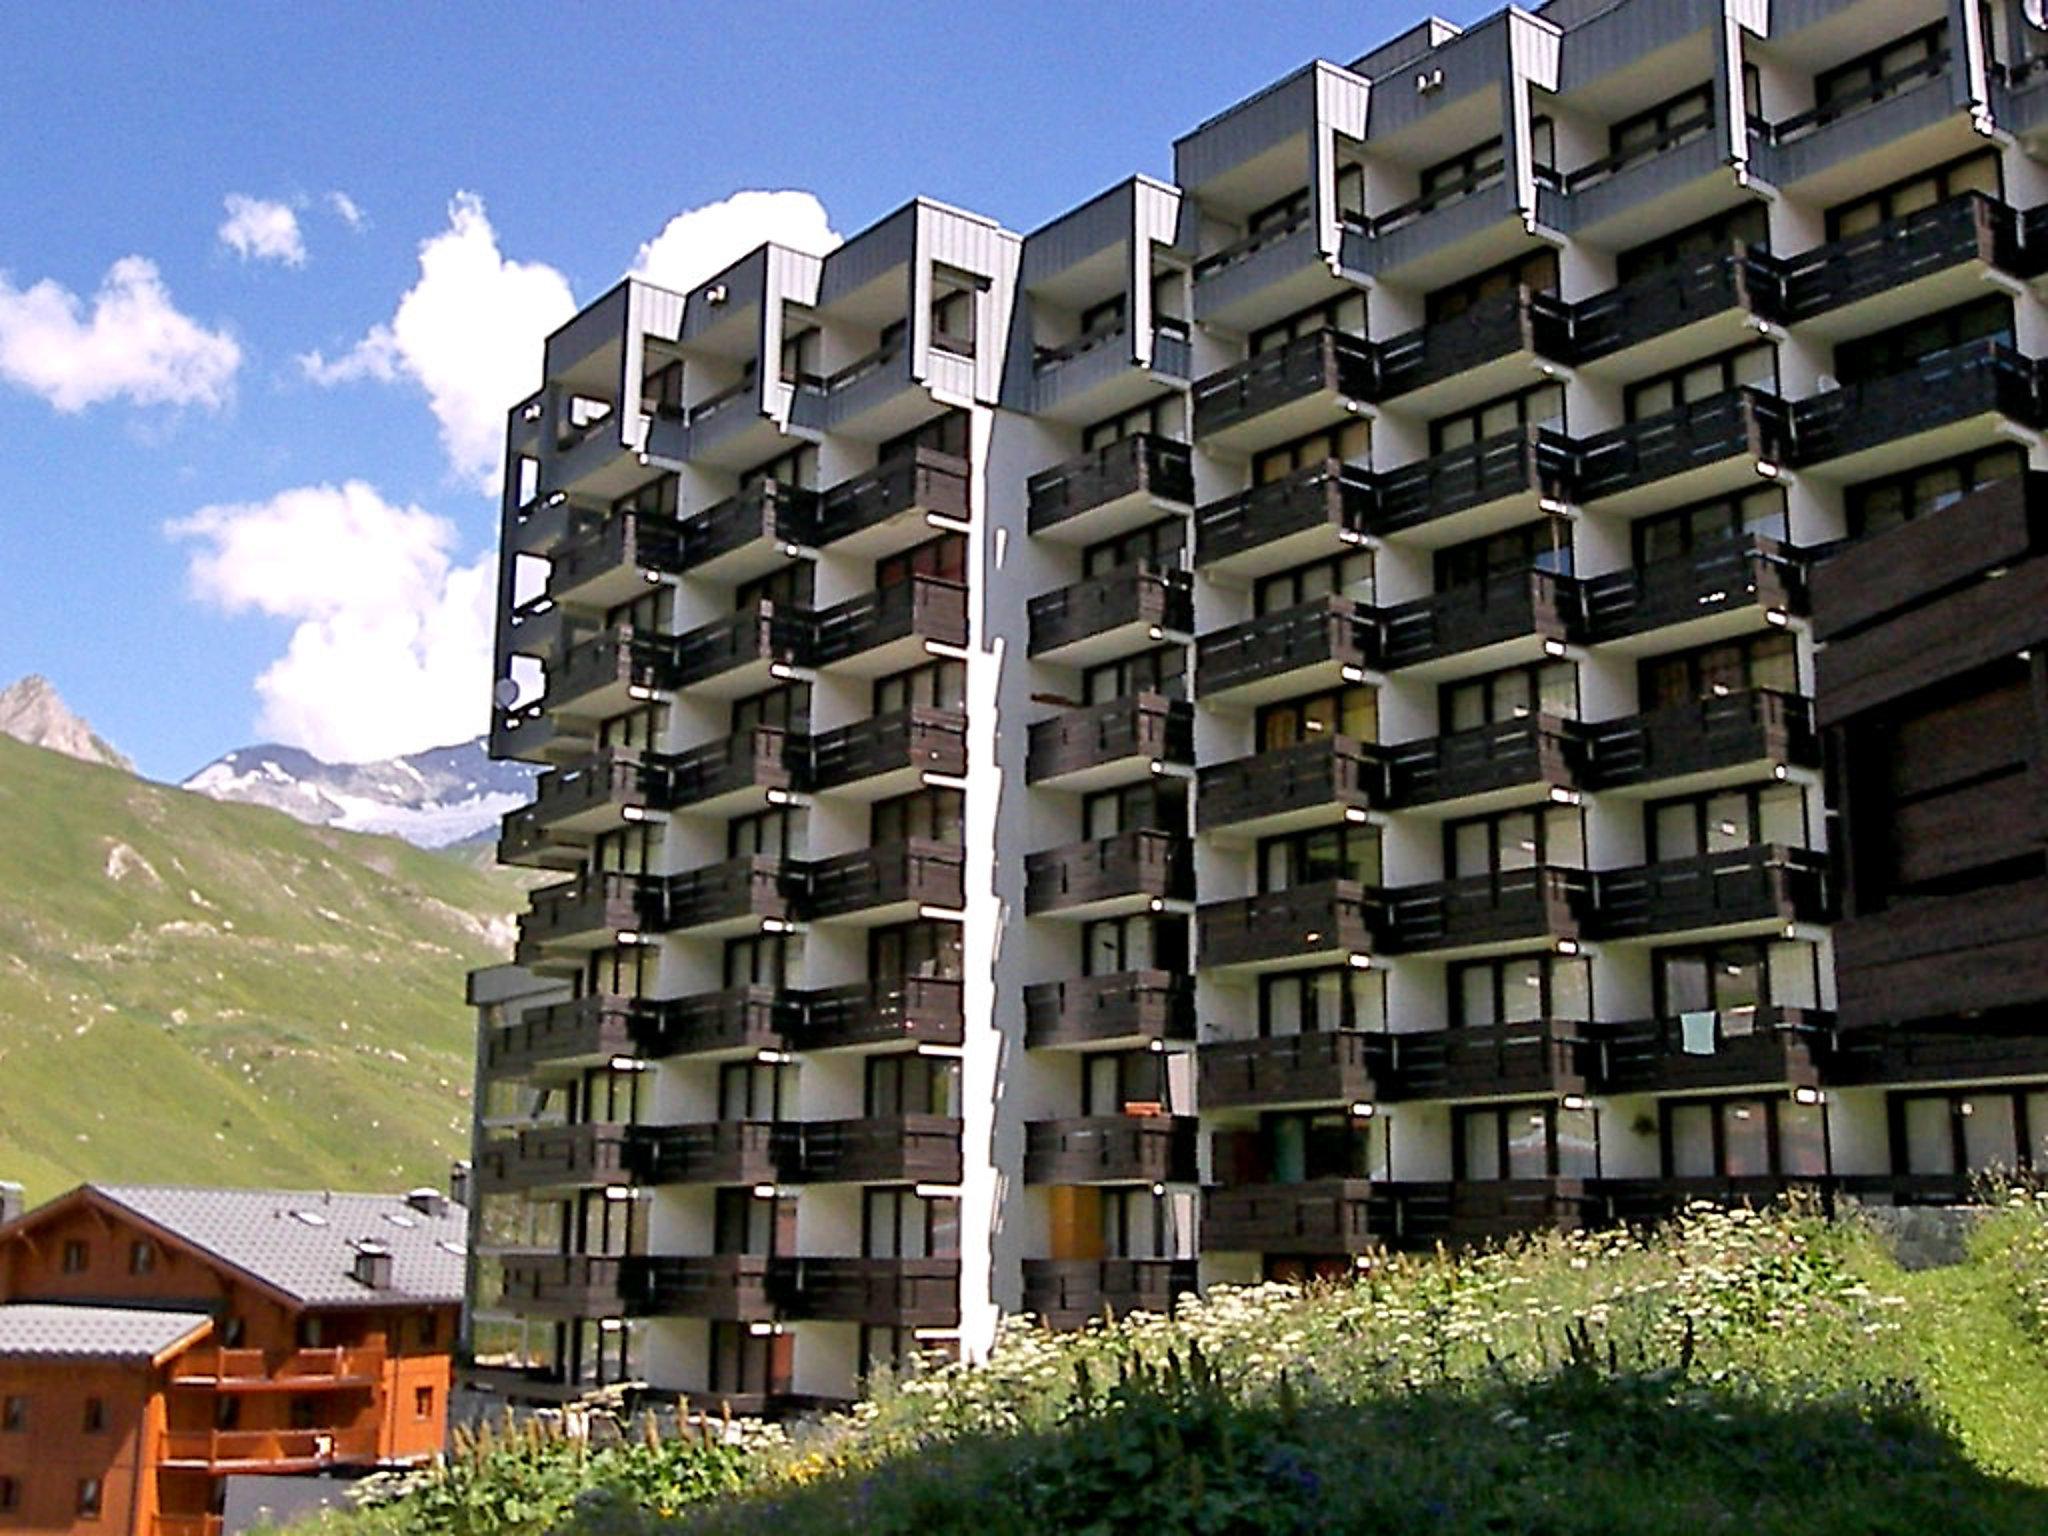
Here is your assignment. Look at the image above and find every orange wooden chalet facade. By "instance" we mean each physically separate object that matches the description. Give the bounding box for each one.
[0,1186,466,1536]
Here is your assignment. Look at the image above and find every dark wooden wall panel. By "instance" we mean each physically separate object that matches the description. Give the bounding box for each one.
[1833,878,2048,1027]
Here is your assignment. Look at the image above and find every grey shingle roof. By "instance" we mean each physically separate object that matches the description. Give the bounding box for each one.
[0,1303,211,1362]
[91,1186,468,1308]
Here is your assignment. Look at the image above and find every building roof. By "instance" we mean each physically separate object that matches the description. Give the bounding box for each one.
[0,1303,211,1363]
[83,1186,468,1309]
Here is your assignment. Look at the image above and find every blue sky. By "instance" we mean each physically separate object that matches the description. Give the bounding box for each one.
[0,0,1486,782]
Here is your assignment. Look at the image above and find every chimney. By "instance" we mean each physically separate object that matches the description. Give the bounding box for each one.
[351,1241,394,1290]
[0,1184,22,1228]
[406,1187,449,1218]
[448,1160,472,1210]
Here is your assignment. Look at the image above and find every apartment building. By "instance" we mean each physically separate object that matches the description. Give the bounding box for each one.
[472,0,2048,1413]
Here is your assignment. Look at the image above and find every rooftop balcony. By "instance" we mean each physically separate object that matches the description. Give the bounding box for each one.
[1593,1006,1832,1096]
[807,705,967,799]
[671,603,811,698]
[1025,693,1193,791]
[1195,596,1378,706]
[1027,562,1192,667]
[1375,426,1570,544]
[809,575,968,676]
[783,976,965,1052]
[630,1254,777,1322]
[1193,460,1377,579]
[1196,735,1381,839]
[1021,1258,1199,1328]
[803,838,966,923]
[773,1114,964,1184]
[652,855,797,937]
[673,481,820,584]
[482,993,642,1080]
[1191,329,1376,454]
[1198,1029,1391,1112]
[1201,1178,1392,1255]
[769,1257,961,1328]
[1022,1115,1199,1185]
[475,1122,635,1195]
[546,510,683,614]
[1023,970,1196,1051]
[664,726,798,815]
[1382,715,1582,814]
[1385,1020,1596,1103]
[1589,845,1830,940]
[1375,286,1575,414]
[1024,829,1193,920]
[631,1120,780,1186]
[1580,537,1806,651]
[516,871,651,958]
[1379,569,1584,676]
[811,448,972,558]
[1783,340,2048,481]
[1028,433,1194,544]
[1198,879,1383,972]
[1581,689,1818,797]
[1571,389,1791,513]
[1383,866,1593,956]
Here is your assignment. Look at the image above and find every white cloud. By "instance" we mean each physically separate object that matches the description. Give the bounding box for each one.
[167,481,495,762]
[0,256,241,413]
[298,192,576,494]
[218,194,307,267]
[630,189,841,293]
[327,190,366,231]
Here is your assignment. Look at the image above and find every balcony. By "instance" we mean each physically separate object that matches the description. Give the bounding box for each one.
[1539,121,1730,249]
[664,727,798,814]
[1026,693,1193,791]
[812,449,971,557]
[546,627,675,722]
[1024,829,1194,919]
[674,481,820,583]
[169,1346,383,1392]
[1198,880,1383,971]
[1197,736,1380,839]
[1194,460,1378,579]
[160,1426,379,1473]
[1386,1020,1596,1102]
[483,993,641,1079]
[475,1123,635,1195]
[1191,208,1327,331]
[1195,597,1378,705]
[788,344,925,442]
[508,491,570,557]
[631,1254,777,1321]
[497,1253,633,1317]
[1028,433,1194,543]
[1021,1258,1199,1327]
[1581,689,1818,796]
[769,1257,961,1327]
[638,985,793,1059]
[652,855,796,936]
[1590,845,1830,940]
[1201,1178,1391,1255]
[1341,178,1527,289]
[803,838,966,922]
[498,806,591,873]
[1784,341,2048,480]
[1594,1006,1832,1095]
[774,1114,964,1184]
[1376,426,1569,541]
[1417,1179,1602,1245]
[1751,54,1970,202]
[517,871,649,958]
[1379,569,1584,676]
[1571,247,1774,378]
[1383,715,1582,813]
[1572,389,1791,512]
[1600,1174,1838,1227]
[1773,194,2026,338]
[1031,323,1183,423]
[1027,562,1192,666]
[525,746,660,834]
[1581,537,1806,651]
[1375,287,1575,413]
[1023,970,1196,1050]
[1829,1015,2048,1088]
[785,976,965,1051]
[671,603,812,698]
[547,511,683,613]
[631,1120,781,1185]
[1022,1115,1199,1185]
[1198,1030,1391,1111]
[1383,866,1593,956]
[809,576,968,675]
[807,706,967,799]
[1191,329,1376,453]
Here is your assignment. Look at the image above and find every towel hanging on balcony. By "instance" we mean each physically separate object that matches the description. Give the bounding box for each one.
[1680,1010,1719,1056]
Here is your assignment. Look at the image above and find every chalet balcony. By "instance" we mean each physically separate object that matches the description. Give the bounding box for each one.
[1193,461,1378,580]
[546,627,675,721]
[1570,247,1774,375]
[1375,286,1574,411]
[1590,845,1830,940]
[1027,433,1194,544]
[809,576,968,675]
[1198,880,1384,971]
[671,603,812,698]
[1201,1178,1392,1255]
[1594,1006,1833,1095]
[1025,693,1192,790]
[1375,425,1570,540]
[1021,1258,1199,1327]
[1383,866,1593,955]
[159,1426,379,1473]
[482,993,641,1079]
[1772,193,2026,337]
[803,838,966,922]
[1023,970,1196,1050]
[1190,329,1376,453]
[525,746,660,834]
[811,449,971,557]
[1022,1115,1199,1185]
[1027,562,1192,666]
[784,976,965,1051]
[774,1114,964,1184]
[1784,340,2048,478]
[1385,1020,1596,1102]
[1581,689,1818,795]
[1195,597,1378,705]
[1196,735,1381,838]
[1382,715,1582,812]
[475,1122,635,1195]
[674,481,820,583]
[168,1346,382,1392]
[636,985,794,1059]
[631,1120,781,1186]
[1829,1017,2048,1088]
[1572,389,1791,512]
[651,855,796,936]
[769,1257,961,1328]
[1198,1030,1392,1111]
[807,706,967,798]
[546,510,684,613]
[1024,829,1193,919]
[1580,537,1807,650]
[664,727,798,814]
[516,871,650,958]
[1379,569,1584,676]
[630,1254,777,1322]
[496,1253,633,1317]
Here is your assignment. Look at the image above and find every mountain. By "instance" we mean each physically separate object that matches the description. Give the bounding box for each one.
[182,737,535,850]
[0,675,133,772]
[0,732,528,1203]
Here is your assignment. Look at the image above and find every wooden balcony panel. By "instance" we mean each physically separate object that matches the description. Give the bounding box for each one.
[1023,1115,1199,1185]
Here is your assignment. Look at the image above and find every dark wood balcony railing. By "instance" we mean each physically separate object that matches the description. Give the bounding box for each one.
[1201,1178,1391,1254]
[676,481,819,571]
[1572,388,1790,503]
[496,1253,633,1315]
[1379,568,1582,671]
[809,575,968,666]
[1023,1115,1199,1185]
[1784,340,2048,467]
[1024,970,1196,1049]
[1025,694,1192,784]
[1388,1020,1595,1102]
[664,727,797,809]
[638,985,794,1058]
[802,838,966,918]
[547,627,674,713]
[1198,880,1384,968]
[483,993,640,1078]
[1580,537,1806,642]
[768,1257,961,1328]
[1024,829,1194,916]
[1569,246,1770,363]
[475,1123,634,1194]
[1590,845,1830,939]
[652,856,795,932]
[1199,1030,1392,1110]
[1021,1258,1199,1326]
[1193,459,1378,571]
[1593,1006,1832,1095]
[527,747,655,828]
[630,1254,777,1320]
[630,1120,781,1185]
[1407,1178,1603,1244]
[1197,735,1382,832]
[1383,715,1582,808]
[773,1114,963,1184]
[547,510,684,601]
[1027,562,1192,657]
[1027,434,1194,534]
[1376,286,1574,398]
[807,706,967,791]
[1377,426,1569,534]
[1384,866,1592,954]
[1580,689,1817,791]
[1192,329,1377,440]
[785,976,965,1050]
[1196,597,1379,698]
[1772,193,2021,324]
[812,448,971,548]
[671,603,812,688]
[520,871,649,950]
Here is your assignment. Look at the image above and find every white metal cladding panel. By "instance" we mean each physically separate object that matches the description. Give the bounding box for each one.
[543,281,630,379]
[916,202,1023,403]
[1557,0,1721,93]
[621,282,687,457]
[1132,177,1184,369]
[679,248,767,344]
[1173,63,1318,191]
[1312,65,1372,261]
[1508,10,1563,221]
[817,201,918,307]
[1364,10,1513,138]
[762,246,825,422]
[1509,7,1562,92]
[1727,0,1765,29]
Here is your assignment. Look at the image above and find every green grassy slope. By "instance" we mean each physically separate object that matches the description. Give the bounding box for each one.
[0,735,526,1202]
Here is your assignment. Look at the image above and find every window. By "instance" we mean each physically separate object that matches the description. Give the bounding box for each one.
[612,473,679,520]
[876,531,966,590]
[880,409,969,465]
[870,921,963,980]
[1082,780,1185,840]
[1418,137,1505,208]
[76,1479,102,1519]
[1446,805,1585,877]
[1082,645,1186,705]
[1251,419,1371,484]
[718,1060,791,1121]
[731,681,811,735]
[779,325,820,386]
[1898,1089,2048,1176]
[1845,444,2024,539]
[1083,517,1186,579]
[1813,22,1947,117]
[1604,84,1712,172]
[1255,1110,1384,1183]
[1616,203,1769,286]
[1248,292,1367,356]
[1425,249,1560,325]
[415,1386,435,1420]
[865,1054,960,1117]
[1634,488,1788,567]
[417,1313,439,1348]
[1834,295,2010,386]
[712,1321,792,1397]
[734,561,813,613]
[1257,824,1381,892]
[874,658,965,714]
[1081,1049,1173,1114]
[1639,631,1798,710]
[1,1397,24,1432]
[740,441,819,493]
[1434,519,1571,590]
[1429,382,1564,455]
[0,1477,15,1512]
[1256,684,1378,751]
[642,358,684,414]
[864,1190,961,1259]
[930,272,979,357]
[1648,783,1810,861]
[1451,954,1592,1027]
[60,1239,87,1274]
[1625,342,1775,421]
[1259,968,1385,1035]
[1255,550,1375,616]
[1443,661,1579,732]
[715,1189,794,1256]
[1826,151,1999,240]
[1080,914,1187,976]
[871,786,964,846]
[1081,396,1182,453]
[82,1397,104,1434]
[727,806,799,859]
[1246,187,1311,239]
[1457,1103,1600,1179]
[1654,940,1821,1020]
[725,931,795,988]
[127,1240,156,1276]
[1668,1096,1828,1178]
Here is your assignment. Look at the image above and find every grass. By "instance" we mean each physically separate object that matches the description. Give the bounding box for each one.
[312,1194,2048,1536]
[0,735,527,1201]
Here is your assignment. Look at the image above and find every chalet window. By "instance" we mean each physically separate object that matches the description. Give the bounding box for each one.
[1456,1102,1599,1179]
[1826,150,1999,239]
[1256,823,1381,893]
[127,1240,156,1276]
[1813,22,1948,116]
[1256,684,1378,750]
[1249,292,1367,356]
[1429,382,1564,455]
[0,1476,15,1510]
[76,1479,101,1519]
[414,1386,434,1419]
[717,1060,791,1122]
[82,1398,104,1434]
[1616,202,1768,285]
[1081,396,1181,453]
[1845,444,2024,538]
[1079,914,1187,977]
[1425,248,1560,325]
[1451,954,1592,1027]
[1,1396,24,1432]
[1082,645,1185,705]
[876,531,966,589]
[1634,488,1788,567]
[1639,630,1798,710]
[1625,342,1775,421]
[1898,1089,2048,1176]
[1259,967,1386,1035]
[1082,779,1185,840]
[870,920,962,981]
[864,1055,960,1117]
[1252,418,1371,483]
[1667,1095,1828,1177]
[1443,661,1579,731]
[417,1313,438,1348]
[60,1240,88,1274]
[215,1396,243,1430]
[871,786,964,846]
[1255,550,1375,616]
[730,681,811,735]
[1434,518,1571,590]
[874,658,965,714]
[1834,295,2010,386]
[1083,516,1186,579]
[1446,804,1585,877]
[1648,782,1810,860]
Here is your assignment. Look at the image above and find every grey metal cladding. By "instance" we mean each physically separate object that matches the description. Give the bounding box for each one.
[1020,179,1139,289]
[541,280,630,381]
[1750,67,1965,188]
[1364,10,1514,138]
[1174,63,1319,192]
[0,1304,212,1362]
[1557,0,1722,93]
[680,248,768,343]
[816,201,920,308]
